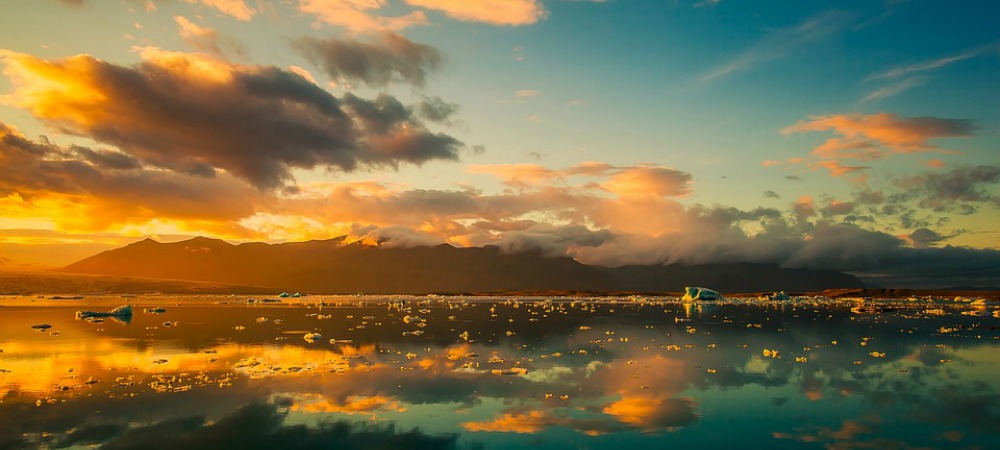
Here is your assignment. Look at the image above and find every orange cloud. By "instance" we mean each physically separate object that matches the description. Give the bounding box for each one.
[287,65,319,84]
[0,120,263,235]
[808,160,869,177]
[174,16,246,58]
[783,113,974,154]
[290,393,403,415]
[601,166,692,197]
[782,113,974,177]
[183,0,256,21]
[602,395,696,431]
[404,0,547,26]
[466,164,562,188]
[463,410,556,434]
[809,137,886,161]
[298,0,429,34]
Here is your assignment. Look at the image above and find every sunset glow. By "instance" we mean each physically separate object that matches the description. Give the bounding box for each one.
[0,0,997,288]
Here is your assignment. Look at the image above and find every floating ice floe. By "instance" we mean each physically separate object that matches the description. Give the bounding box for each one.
[75,305,133,319]
[303,332,322,343]
[143,307,167,314]
[30,324,52,330]
[682,287,721,301]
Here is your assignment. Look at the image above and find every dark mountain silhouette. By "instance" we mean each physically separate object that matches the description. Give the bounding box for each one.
[60,237,864,293]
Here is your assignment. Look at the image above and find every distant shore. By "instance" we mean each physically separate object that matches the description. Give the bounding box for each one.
[1,269,997,300]
[430,288,1000,301]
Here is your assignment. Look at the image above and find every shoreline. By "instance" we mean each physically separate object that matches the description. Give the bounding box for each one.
[2,269,998,300]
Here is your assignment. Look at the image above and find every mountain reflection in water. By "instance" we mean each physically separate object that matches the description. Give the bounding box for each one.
[0,296,998,449]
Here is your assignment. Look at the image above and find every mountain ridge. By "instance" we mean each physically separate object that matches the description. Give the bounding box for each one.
[60,237,865,294]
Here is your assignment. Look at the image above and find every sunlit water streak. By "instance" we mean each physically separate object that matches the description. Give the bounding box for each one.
[1,295,998,449]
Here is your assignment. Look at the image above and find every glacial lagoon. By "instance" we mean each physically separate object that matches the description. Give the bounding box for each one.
[1,295,998,449]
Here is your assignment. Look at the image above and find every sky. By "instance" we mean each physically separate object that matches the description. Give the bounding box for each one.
[0,0,998,287]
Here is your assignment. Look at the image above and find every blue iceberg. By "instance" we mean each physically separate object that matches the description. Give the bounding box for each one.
[682,287,721,301]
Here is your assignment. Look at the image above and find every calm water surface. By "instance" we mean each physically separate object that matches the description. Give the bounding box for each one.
[1,295,998,449]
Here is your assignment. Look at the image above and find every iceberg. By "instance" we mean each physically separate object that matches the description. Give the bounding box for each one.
[767,291,790,301]
[682,287,721,301]
[76,304,133,319]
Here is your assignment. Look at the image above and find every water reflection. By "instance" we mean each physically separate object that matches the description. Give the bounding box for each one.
[1,297,998,449]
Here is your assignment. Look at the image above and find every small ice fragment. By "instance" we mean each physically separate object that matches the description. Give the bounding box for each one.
[31,324,52,330]
[303,332,322,343]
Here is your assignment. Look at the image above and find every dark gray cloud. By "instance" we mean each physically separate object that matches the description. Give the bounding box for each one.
[820,201,855,216]
[764,189,780,199]
[907,228,945,248]
[417,96,459,123]
[492,224,615,257]
[340,93,462,167]
[71,145,142,170]
[565,207,1000,288]
[99,402,458,450]
[895,165,1000,212]
[3,50,463,189]
[293,32,444,88]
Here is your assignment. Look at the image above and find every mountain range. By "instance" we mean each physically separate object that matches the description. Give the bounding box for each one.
[59,237,864,294]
